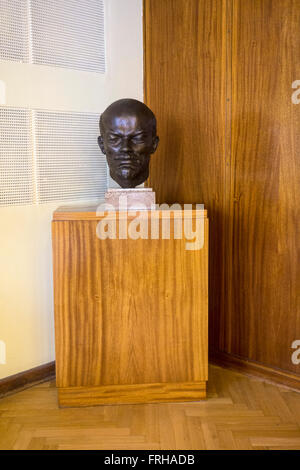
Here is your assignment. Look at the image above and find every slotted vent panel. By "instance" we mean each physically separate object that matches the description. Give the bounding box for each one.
[30,0,105,73]
[0,107,33,206]
[0,0,29,62]
[34,110,107,203]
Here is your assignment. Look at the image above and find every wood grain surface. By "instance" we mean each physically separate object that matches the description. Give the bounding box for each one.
[144,0,226,360]
[144,0,300,382]
[52,210,208,404]
[224,0,300,372]
[58,381,206,407]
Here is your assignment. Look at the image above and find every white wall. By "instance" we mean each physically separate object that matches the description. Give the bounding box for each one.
[0,0,143,379]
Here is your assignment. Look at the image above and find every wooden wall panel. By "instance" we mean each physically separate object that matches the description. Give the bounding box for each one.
[225,0,300,372]
[144,0,226,353]
[144,0,300,383]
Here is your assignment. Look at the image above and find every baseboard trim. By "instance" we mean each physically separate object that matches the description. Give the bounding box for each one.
[0,361,56,398]
[1,355,299,399]
[210,351,300,391]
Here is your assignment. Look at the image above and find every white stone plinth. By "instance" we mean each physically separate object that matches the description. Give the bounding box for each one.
[105,188,156,210]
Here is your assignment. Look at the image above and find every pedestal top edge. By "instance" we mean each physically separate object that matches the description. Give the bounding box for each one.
[53,205,207,221]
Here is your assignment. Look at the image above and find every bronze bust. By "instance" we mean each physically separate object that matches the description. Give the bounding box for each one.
[98,99,159,188]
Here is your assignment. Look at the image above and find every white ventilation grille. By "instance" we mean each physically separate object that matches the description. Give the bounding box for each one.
[30,0,105,73]
[0,108,33,206]
[0,0,107,207]
[0,0,29,63]
[34,110,107,203]
[0,0,105,73]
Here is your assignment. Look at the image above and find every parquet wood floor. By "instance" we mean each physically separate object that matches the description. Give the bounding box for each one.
[0,365,299,450]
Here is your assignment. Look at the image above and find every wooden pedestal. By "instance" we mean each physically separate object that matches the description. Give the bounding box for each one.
[52,206,208,407]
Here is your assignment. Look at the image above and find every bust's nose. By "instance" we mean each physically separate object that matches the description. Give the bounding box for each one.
[120,137,132,154]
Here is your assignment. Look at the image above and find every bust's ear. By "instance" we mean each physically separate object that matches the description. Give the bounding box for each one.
[152,135,159,153]
[98,136,106,154]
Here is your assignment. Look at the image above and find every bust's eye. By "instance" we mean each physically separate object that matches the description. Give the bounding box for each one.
[108,136,121,144]
[131,135,144,144]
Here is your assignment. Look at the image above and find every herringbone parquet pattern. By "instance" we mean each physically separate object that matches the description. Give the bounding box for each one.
[0,365,299,450]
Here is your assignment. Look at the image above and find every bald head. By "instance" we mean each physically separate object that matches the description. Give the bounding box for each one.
[100,99,157,137]
[98,98,159,188]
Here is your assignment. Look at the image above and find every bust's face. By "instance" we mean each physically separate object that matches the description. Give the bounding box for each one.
[98,109,159,188]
